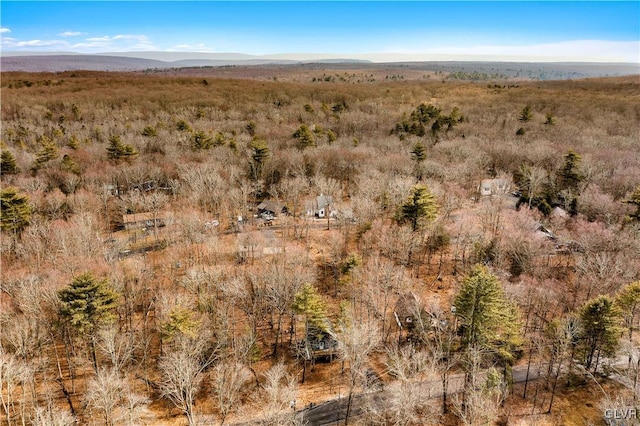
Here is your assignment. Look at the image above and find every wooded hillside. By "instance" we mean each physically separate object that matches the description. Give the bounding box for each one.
[1,69,639,425]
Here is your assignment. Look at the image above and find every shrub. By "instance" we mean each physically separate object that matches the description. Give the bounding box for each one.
[293,124,316,149]
[191,130,214,150]
[142,125,157,137]
[106,135,138,160]
[176,120,191,132]
[518,105,533,122]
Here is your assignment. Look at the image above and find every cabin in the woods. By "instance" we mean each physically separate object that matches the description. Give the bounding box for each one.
[394,291,422,332]
[479,178,512,197]
[314,194,337,218]
[296,323,339,361]
[257,200,287,219]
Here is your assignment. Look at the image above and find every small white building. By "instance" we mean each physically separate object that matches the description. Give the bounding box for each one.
[479,178,512,197]
[315,194,337,218]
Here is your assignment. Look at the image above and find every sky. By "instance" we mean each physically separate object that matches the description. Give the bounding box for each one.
[1,1,639,62]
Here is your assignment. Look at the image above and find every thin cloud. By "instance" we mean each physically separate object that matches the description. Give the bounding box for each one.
[1,31,156,53]
[85,36,112,43]
[72,34,155,51]
[113,34,149,42]
[169,43,216,52]
[59,31,86,37]
[1,37,68,48]
[87,34,150,43]
[71,41,111,49]
[0,27,11,34]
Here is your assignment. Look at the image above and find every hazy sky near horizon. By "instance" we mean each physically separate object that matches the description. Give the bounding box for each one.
[1,1,639,62]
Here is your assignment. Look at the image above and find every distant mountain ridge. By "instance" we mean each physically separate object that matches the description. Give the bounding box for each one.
[0,52,369,72]
[1,52,638,78]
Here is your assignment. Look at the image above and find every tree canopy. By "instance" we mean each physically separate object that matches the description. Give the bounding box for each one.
[161,307,201,341]
[454,265,522,364]
[578,295,623,371]
[293,124,316,149]
[106,135,138,160]
[31,137,59,172]
[0,150,20,174]
[0,187,32,235]
[292,283,327,333]
[59,272,119,335]
[396,184,438,232]
[249,136,270,180]
[559,149,583,192]
[616,280,640,340]
[190,130,214,150]
[624,185,640,221]
[410,142,427,164]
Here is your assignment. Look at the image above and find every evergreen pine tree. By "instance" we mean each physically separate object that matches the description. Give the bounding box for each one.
[249,137,270,180]
[615,281,640,342]
[31,137,59,171]
[161,307,201,341]
[59,272,119,370]
[396,184,438,231]
[190,130,214,150]
[410,142,427,164]
[292,283,328,333]
[454,265,523,405]
[293,124,316,149]
[579,295,623,372]
[106,135,138,160]
[0,187,32,235]
[61,154,81,175]
[0,150,20,174]
[454,265,522,356]
[560,149,583,192]
[624,185,640,221]
[59,272,119,335]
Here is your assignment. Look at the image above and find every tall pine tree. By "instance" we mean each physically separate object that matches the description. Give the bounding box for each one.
[0,150,20,174]
[396,184,438,232]
[292,283,327,334]
[106,135,138,160]
[59,272,119,370]
[454,265,522,355]
[454,265,523,403]
[579,295,623,372]
[0,187,32,236]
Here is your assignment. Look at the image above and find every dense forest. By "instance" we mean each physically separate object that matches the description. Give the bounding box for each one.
[1,68,639,425]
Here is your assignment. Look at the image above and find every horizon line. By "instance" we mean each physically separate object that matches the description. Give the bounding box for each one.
[2,50,639,64]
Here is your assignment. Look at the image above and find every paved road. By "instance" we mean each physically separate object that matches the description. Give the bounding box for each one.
[297,362,548,426]
[297,355,634,426]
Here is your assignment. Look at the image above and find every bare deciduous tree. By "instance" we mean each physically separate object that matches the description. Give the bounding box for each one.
[31,404,76,426]
[262,254,312,356]
[158,334,218,426]
[0,352,31,426]
[336,316,380,425]
[84,368,123,426]
[546,316,580,414]
[211,360,252,425]
[382,345,439,425]
[451,348,502,426]
[260,362,298,425]
[85,367,150,426]
[97,326,136,373]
